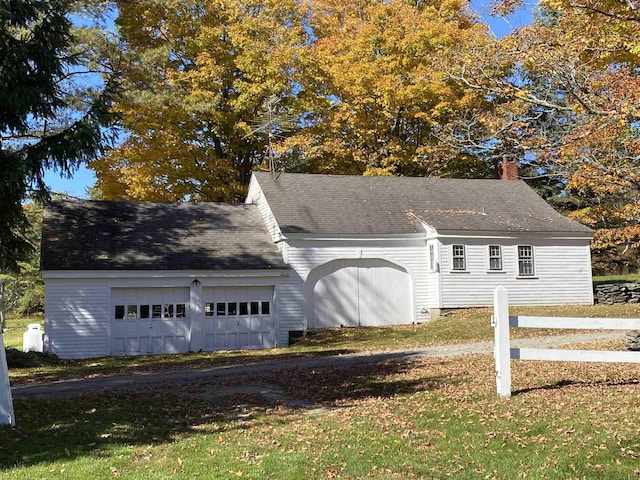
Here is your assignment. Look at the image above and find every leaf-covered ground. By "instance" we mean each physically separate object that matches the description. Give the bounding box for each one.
[2,342,640,479]
[8,303,640,386]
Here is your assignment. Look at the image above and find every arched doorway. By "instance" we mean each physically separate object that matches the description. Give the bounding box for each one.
[306,258,413,328]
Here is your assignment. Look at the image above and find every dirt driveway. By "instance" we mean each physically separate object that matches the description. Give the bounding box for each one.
[10,331,627,402]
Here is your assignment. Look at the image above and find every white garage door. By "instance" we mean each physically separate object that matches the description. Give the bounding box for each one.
[311,259,412,328]
[201,286,275,350]
[111,288,190,355]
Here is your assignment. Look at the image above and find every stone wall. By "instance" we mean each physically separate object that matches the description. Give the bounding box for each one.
[594,283,640,304]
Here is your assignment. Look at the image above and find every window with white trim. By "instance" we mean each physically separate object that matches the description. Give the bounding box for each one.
[518,245,535,276]
[452,245,466,271]
[488,245,502,271]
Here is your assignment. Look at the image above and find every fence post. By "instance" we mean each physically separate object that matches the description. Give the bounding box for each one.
[0,332,15,426]
[493,286,512,398]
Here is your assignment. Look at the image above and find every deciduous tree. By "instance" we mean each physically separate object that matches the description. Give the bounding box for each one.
[92,0,310,201]
[281,0,494,178]
[445,0,640,268]
[93,0,496,201]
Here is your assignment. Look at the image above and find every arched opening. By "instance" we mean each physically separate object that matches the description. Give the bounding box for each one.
[305,258,414,328]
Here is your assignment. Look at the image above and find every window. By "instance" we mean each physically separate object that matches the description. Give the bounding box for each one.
[205,303,215,316]
[216,302,226,316]
[452,245,466,271]
[488,245,502,271]
[518,245,535,276]
[251,301,259,315]
[228,302,237,315]
[261,301,270,315]
[239,302,248,315]
[118,302,186,321]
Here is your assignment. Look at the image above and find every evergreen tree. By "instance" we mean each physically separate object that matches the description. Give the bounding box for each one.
[0,0,119,272]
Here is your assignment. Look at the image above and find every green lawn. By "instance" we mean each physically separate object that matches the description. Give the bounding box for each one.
[593,273,640,285]
[2,346,639,479]
[2,302,640,479]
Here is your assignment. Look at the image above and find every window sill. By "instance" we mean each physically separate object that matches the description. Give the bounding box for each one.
[450,270,470,274]
[516,275,538,280]
[486,270,507,274]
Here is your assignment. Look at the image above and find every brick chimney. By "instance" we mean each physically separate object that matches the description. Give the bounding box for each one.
[501,158,518,181]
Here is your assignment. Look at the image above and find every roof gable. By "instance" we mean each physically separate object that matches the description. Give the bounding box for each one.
[251,172,593,236]
[41,200,289,271]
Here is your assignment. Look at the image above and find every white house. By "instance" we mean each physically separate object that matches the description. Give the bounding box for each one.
[246,171,594,340]
[41,170,594,358]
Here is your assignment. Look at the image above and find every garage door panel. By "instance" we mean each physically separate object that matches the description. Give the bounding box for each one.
[111,287,190,356]
[200,286,274,351]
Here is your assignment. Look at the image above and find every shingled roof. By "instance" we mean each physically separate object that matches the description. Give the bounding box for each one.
[41,200,289,271]
[252,172,593,236]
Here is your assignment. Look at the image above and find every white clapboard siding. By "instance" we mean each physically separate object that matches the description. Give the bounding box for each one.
[439,237,593,307]
[425,240,442,309]
[275,276,305,346]
[44,279,110,359]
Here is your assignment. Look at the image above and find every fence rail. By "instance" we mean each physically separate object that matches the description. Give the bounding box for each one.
[492,286,640,397]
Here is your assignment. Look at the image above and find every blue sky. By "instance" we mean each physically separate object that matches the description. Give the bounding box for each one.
[45,164,96,198]
[44,2,533,199]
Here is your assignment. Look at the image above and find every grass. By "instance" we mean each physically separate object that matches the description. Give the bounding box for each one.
[593,273,640,285]
[2,301,640,478]
[2,348,640,479]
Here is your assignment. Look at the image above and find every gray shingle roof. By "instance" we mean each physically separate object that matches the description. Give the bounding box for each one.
[252,172,593,236]
[41,200,289,271]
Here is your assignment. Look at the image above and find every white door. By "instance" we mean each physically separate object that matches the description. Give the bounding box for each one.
[311,259,413,328]
[201,286,275,350]
[111,288,190,355]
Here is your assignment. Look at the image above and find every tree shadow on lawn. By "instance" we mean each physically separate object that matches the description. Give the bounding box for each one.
[263,356,460,405]
[0,354,458,470]
[0,388,253,470]
[512,377,640,396]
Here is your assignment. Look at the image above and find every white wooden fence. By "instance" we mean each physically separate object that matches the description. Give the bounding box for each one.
[493,286,640,397]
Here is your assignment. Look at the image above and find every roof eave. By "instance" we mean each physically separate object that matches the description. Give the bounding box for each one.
[280,232,427,241]
[434,229,594,239]
[41,268,291,280]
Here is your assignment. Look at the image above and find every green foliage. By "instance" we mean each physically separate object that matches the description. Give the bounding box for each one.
[0,0,119,272]
[0,203,44,328]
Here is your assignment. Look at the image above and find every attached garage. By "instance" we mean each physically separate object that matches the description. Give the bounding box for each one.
[306,259,414,328]
[41,200,289,359]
